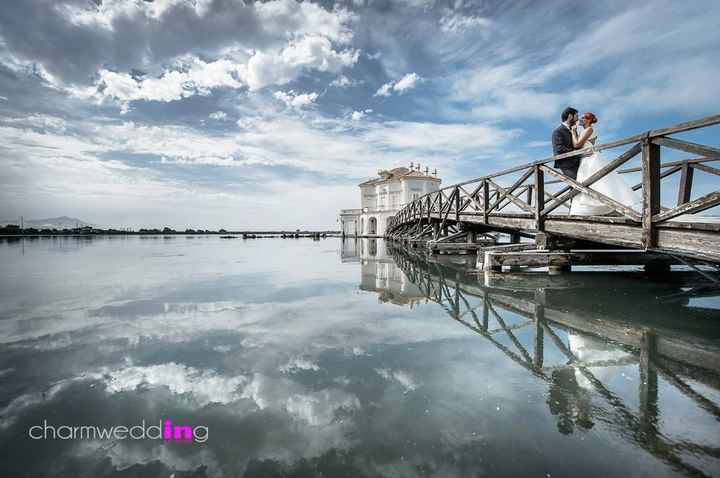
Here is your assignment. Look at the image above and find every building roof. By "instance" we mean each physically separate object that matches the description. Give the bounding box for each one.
[358,166,441,187]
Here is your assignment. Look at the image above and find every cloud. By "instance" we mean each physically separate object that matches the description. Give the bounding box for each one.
[438,12,490,33]
[273,90,319,109]
[279,357,320,373]
[330,75,362,87]
[209,110,229,121]
[375,72,421,97]
[375,368,419,393]
[92,58,243,110]
[105,362,247,406]
[241,35,359,91]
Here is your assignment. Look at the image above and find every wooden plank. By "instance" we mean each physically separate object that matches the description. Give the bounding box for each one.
[482,179,489,223]
[458,185,484,213]
[540,165,642,221]
[534,165,545,231]
[618,156,720,174]
[543,144,641,214]
[652,136,720,158]
[677,163,694,206]
[631,165,682,192]
[653,191,720,223]
[691,162,720,177]
[486,177,534,214]
[487,168,534,214]
[455,186,461,221]
[642,139,661,249]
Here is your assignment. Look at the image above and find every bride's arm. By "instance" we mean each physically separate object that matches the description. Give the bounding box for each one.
[572,127,593,149]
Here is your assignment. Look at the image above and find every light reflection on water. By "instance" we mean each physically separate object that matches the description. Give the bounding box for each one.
[0,236,719,477]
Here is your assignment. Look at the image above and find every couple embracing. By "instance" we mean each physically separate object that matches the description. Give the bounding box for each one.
[551,107,640,216]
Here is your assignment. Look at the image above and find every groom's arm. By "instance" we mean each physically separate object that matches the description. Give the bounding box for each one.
[552,128,570,155]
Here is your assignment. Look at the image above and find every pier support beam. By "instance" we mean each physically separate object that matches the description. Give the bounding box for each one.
[639,330,659,436]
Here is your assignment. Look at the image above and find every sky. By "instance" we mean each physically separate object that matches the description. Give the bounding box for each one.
[0,0,719,230]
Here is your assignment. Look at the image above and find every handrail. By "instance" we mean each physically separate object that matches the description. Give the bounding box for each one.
[390,113,720,224]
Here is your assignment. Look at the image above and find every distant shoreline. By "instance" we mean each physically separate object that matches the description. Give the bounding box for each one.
[0,230,341,238]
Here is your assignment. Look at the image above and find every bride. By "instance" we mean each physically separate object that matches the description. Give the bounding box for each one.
[569,112,642,216]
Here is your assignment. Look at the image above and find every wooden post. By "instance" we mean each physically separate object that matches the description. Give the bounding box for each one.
[481,295,489,331]
[526,185,533,207]
[534,165,545,232]
[455,187,460,222]
[482,179,489,224]
[641,138,661,249]
[639,330,658,436]
[677,163,693,206]
[533,289,545,369]
[467,229,476,244]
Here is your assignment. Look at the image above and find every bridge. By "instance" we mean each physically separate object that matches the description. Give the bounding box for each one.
[386,114,720,270]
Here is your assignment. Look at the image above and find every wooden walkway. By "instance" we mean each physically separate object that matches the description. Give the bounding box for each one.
[387,114,720,266]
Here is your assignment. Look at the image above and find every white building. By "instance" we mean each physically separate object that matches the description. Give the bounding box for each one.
[339,164,441,237]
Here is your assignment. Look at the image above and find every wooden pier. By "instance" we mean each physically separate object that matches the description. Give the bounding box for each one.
[386,114,720,271]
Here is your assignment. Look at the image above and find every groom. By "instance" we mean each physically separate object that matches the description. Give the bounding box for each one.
[551,107,581,180]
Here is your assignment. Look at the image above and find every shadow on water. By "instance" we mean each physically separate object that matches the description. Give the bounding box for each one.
[344,238,720,478]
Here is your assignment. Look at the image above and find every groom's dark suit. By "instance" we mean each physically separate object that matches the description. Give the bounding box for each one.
[552,124,579,180]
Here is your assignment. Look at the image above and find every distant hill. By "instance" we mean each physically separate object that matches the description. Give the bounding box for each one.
[0,216,95,228]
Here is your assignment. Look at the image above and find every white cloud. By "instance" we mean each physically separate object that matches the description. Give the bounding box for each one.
[95,57,243,110]
[2,114,67,132]
[350,110,366,121]
[439,12,490,33]
[330,75,362,87]
[374,82,393,97]
[279,357,320,373]
[105,362,247,406]
[208,111,229,121]
[393,72,421,93]
[273,90,319,109]
[240,35,359,91]
[374,72,421,97]
[375,368,419,393]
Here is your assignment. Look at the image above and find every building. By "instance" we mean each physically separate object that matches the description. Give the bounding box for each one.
[339,163,441,237]
[340,238,427,307]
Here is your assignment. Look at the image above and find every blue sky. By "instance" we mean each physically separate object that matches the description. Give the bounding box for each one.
[1,0,719,229]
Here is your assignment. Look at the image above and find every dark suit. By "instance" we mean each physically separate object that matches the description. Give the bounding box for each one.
[552,124,580,180]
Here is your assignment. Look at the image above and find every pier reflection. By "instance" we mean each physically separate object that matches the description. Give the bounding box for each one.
[344,238,720,478]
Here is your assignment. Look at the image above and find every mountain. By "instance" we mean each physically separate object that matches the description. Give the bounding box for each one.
[0,216,95,228]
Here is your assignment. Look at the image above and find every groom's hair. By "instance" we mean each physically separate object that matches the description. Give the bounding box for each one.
[561,107,578,121]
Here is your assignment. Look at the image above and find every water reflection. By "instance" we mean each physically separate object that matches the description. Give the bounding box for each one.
[0,236,718,477]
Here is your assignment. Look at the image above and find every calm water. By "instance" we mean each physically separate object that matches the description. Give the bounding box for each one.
[1,236,719,478]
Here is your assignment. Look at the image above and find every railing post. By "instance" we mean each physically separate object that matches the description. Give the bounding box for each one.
[455,187,460,222]
[677,163,693,206]
[534,165,545,232]
[482,180,489,224]
[641,137,661,249]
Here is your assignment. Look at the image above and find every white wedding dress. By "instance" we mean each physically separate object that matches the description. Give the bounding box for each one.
[569,129,642,216]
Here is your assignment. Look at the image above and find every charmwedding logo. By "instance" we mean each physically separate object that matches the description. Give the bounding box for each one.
[28,419,208,443]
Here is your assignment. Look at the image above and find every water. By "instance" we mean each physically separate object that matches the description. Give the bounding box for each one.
[1,236,719,478]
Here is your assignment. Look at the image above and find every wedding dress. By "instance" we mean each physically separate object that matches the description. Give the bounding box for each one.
[569,129,642,216]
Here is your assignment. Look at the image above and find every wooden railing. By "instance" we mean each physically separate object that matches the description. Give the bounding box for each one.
[387,114,720,250]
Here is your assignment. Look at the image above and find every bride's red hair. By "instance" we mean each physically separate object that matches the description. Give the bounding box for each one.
[582,112,597,125]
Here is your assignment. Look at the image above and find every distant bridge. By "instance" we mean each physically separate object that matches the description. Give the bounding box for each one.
[387,114,720,268]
